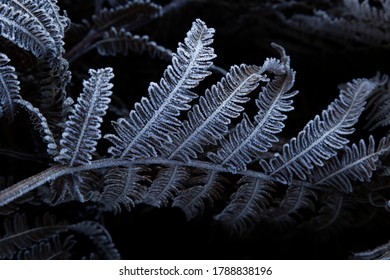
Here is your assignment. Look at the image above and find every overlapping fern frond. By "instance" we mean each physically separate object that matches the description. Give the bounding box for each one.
[0,53,20,121]
[105,19,216,159]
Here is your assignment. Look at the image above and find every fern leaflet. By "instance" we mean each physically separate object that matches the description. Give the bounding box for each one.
[265,185,317,229]
[164,64,266,162]
[106,19,216,159]
[0,3,56,60]
[68,221,121,260]
[303,193,352,232]
[172,170,226,220]
[17,235,76,260]
[94,26,172,60]
[0,0,68,53]
[261,78,377,184]
[0,53,20,121]
[143,166,190,207]
[99,166,148,213]
[310,136,390,192]
[215,177,275,234]
[92,0,161,32]
[209,44,297,172]
[0,213,68,259]
[365,77,390,130]
[55,68,114,166]
[353,240,390,260]
[14,98,58,157]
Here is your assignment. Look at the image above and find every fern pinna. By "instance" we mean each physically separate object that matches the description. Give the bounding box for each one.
[1,0,390,259]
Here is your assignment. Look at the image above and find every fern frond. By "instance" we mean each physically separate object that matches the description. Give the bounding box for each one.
[92,0,161,32]
[34,60,72,138]
[14,99,58,157]
[172,170,226,220]
[353,240,390,260]
[214,177,275,235]
[310,136,390,192]
[0,0,69,79]
[264,185,317,229]
[33,0,69,34]
[143,166,190,208]
[304,193,353,232]
[0,53,20,121]
[69,221,120,260]
[106,19,216,159]
[165,64,266,162]
[99,166,148,213]
[209,45,297,171]
[365,78,390,130]
[74,172,100,202]
[17,235,76,260]
[344,0,390,23]
[261,78,377,184]
[55,68,114,166]
[94,26,172,60]
[24,0,69,72]
[0,213,68,259]
[1,0,68,53]
[284,0,390,49]
[0,3,56,60]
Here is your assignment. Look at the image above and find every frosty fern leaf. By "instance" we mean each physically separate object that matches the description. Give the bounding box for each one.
[0,213,68,260]
[17,235,76,260]
[14,98,58,157]
[105,19,216,159]
[0,3,55,60]
[264,185,318,229]
[99,166,148,214]
[261,78,377,184]
[143,166,190,207]
[94,26,172,60]
[0,53,59,156]
[0,53,20,121]
[68,221,120,260]
[0,17,387,238]
[0,0,68,70]
[92,0,161,32]
[310,136,390,192]
[0,213,119,260]
[164,64,266,162]
[208,46,298,172]
[0,0,71,142]
[55,68,114,166]
[172,170,226,220]
[214,177,275,234]
[0,0,68,55]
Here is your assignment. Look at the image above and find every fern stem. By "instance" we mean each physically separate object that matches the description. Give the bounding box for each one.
[0,165,68,207]
[0,157,320,207]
